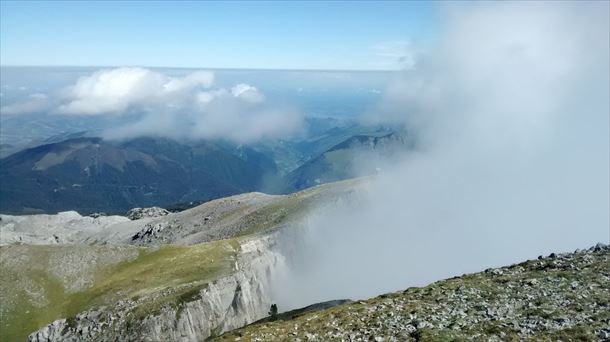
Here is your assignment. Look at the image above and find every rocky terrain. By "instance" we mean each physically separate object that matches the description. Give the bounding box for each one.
[0,179,361,341]
[2,178,607,342]
[216,244,610,341]
[125,207,170,220]
[0,179,357,247]
[0,211,129,245]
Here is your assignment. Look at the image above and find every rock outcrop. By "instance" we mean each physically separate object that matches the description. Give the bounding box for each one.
[28,234,286,342]
[126,207,170,220]
[0,211,129,245]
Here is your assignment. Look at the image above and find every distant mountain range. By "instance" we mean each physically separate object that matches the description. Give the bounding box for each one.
[0,122,409,214]
[0,137,277,214]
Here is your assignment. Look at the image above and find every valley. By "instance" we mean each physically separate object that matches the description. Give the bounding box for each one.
[0,120,401,215]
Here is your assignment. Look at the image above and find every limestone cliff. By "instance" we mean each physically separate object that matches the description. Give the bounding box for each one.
[28,234,286,342]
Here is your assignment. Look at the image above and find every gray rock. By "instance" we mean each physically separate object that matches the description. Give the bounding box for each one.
[126,207,170,220]
[592,242,607,252]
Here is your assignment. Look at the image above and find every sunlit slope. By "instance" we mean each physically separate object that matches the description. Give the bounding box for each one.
[0,241,237,341]
[0,178,361,341]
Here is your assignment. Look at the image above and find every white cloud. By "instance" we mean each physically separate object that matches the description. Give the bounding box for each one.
[56,67,214,115]
[190,99,302,143]
[195,89,227,105]
[1,67,303,143]
[193,84,264,107]
[163,70,214,92]
[104,86,303,143]
[230,83,265,103]
[49,67,304,143]
[274,1,609,309]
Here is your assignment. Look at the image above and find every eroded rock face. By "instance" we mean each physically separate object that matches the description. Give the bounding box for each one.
[126,207,170,221]
[130,222,169,243]
[28,234,286,342]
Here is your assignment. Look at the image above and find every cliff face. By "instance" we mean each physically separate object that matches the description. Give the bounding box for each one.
[28,234,286,342]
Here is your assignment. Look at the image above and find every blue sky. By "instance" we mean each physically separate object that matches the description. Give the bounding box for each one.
[0,1,437,70]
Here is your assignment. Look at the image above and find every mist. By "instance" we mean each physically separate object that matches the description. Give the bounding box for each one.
[271,1,610,310]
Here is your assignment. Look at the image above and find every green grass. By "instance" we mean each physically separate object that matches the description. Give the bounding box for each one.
[1,269,68,342]
[0,240,239,342]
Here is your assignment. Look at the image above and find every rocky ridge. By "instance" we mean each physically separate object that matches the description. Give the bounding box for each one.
[2,179,362,341]
[0,211,129,245]
[216,244,610,341]
[1,180,359,247]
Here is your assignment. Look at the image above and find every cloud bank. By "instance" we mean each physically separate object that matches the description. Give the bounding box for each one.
[56,68,214,115]
[273,1,610,310]
[1,67,302,143]
[0,92,51,115]
[64,68,302,143]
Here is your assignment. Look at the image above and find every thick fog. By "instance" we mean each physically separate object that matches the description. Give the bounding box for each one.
[272,2,610,310]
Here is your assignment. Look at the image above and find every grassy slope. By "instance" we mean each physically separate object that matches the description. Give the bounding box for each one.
[237,178,359,237]
[216,247,610,341]
[0,240,238,341]
[0,178,362,341]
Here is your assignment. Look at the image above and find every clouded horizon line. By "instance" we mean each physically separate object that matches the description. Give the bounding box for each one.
[0,64,399,74]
